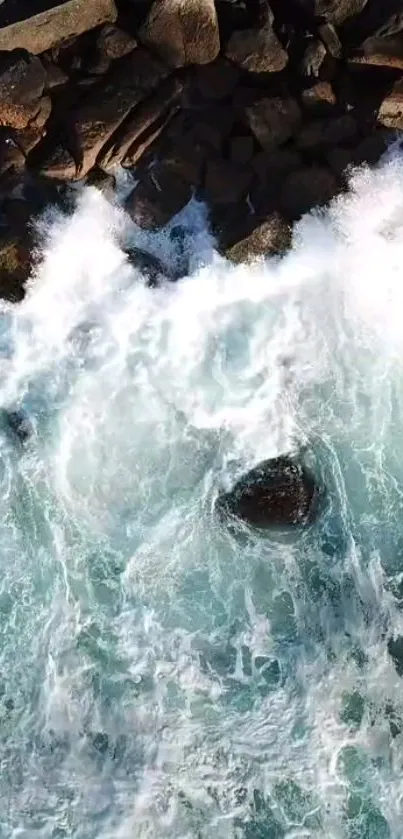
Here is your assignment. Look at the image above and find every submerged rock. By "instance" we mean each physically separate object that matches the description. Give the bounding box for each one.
[124,246,173,287]
[2,409,32,443]
[216,454,320,529]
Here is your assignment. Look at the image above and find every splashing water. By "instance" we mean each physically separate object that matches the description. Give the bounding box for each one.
[1,150,403,839]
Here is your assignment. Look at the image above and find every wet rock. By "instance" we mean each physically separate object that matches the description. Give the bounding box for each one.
[325,145,354,175]
[245,96,302,151]
[99,76,183,170]
[301,81,337,112]
[124,246,173,287]
[2,409,32,443]
[224,214,291,263]
[86,167,116,197]
[0,0,117,55]
[318,21,342,59]
[281,165,338,219]
[139,0,220,68]
[0,230,32,301]
[348,34,403,70]
[225,18,288,74]
[353,130,390,165]
[387,635,403,676]
[299,38,327,78]
[0,133,26,177]
[125,165,192,230]
[33,143,77,181]
[0,51,46,130]
[216,454,320,529]
[377,79,403,129]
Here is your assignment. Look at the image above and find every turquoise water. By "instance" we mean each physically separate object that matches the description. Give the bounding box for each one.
[1,154,403,837]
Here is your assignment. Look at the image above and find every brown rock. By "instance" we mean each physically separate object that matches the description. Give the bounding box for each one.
[224,214,291,263]
[301,82,337,112]
[193,58,240,101]
[156,125,205,187]
[125,165,192,229]
[281,166,338,219]
[377,79,403,129]
[245,97,302,150]
[0,133,25,176]
[42,58,69,91]
[99,77,183,169]
[318,22,342,58]
[192,105,235,153]
[0,0,117,56]
[299,39,327,77]
[348,34,403,69]
[86,168,116,197]
[225,21,288,73]
[296,0,368,26]
[96,24,137,60]
[204,157,252,205]
[230,136,255,165]
[35,48,169,180]
[0,230,32,302]
[32,143,77,180]
[139,0,220,68]
[0,52,45,130]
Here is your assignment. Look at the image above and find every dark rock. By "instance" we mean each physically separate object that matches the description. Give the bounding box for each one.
[204,157,252,205]
[224,214,292,263]
[225,18,288,74]
[215,454,320,529]
[299,38,327,78]
[155,122,206,187]
[41,57,69,91]
[295,0,368,27]
[353,130,390,165]
[125,165,192,229]
[251,148,302,181]
[387,636,403,676]
[124,247,173,287]
[318,22,342,58]
[230,135,255,165]
[33,143,77,180]
[96,23,137,60]
[0,51,46,129]
[0,0,117,55]
[342,0,403,44]
[325,145,354,175]
[2,409,32,443]
[34,48,169,180]
[377,78,403,129]
[86,167,116,196]
[296,115,358,151]
[193,58,240,101]
[245,96,302,150]
[0,230,32,301]
[281,165,338,219]
[139,0,220,68]
[192,105,235,153]
[99,77,183,170]
[0,133,26,176]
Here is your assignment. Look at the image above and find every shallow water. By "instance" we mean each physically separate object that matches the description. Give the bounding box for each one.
[1,153,403,838]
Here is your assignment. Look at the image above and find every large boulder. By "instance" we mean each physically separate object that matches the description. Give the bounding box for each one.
[216,455,320,529]
[139,0,220,68]
[124,164,192,229]
[0,0,117,55]
[245,96,302,150]
[295,0,368,27]
[377,79,403,129]
[225,18,288,73]
[124,247,174,287]
[0,51,46,130]
[224,214,292,264]
[280,166,338,219]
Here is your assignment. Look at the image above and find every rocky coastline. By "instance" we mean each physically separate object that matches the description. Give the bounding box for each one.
[0,0,403,299]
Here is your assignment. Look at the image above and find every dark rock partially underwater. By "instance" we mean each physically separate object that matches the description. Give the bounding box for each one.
[216,454,321,529]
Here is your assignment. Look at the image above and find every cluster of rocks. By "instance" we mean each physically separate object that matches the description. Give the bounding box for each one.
[1,0,403,297]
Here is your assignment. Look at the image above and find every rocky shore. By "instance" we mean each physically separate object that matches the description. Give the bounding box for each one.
[0,0,403,299]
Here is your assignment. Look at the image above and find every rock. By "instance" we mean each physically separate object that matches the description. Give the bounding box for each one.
[32,143,77,180]
[296,0,368,27]
[0,132,26,176]
[124,247,173,287]
[42,57,69,91]
[325,145,354,175]
[296,115,358,150]
[245,97,302,150]
[318,22,342,58]
[99,77,183,170]
[96,24,137,60]
[0,0,117,56]
[125,165,192,229]
[377,79,403,129]
[301,81,337,112]
[2,409,32,443]
[0,230,32,301]
[215,454,320,529]
[348,34,403,70]
[224,214,292,263]
[342,0,403,43]
[204,157,252,205]
[353,131,390,165]
[281,166,338,219]
[139,0,220,68]
[193,58,240,101]
[191,105,235,153]
[34,48,169,179]
[230,135,255,165]
[86,167,116,197]
[387,636,403,677]
[0,51,46,129]
[225,19,288,74]
[299,38,327,77]
[155,121,206,187]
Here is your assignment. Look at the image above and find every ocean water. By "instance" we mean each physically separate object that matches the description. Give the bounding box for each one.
[1,150,403,838]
